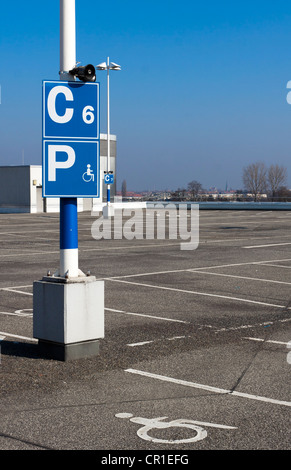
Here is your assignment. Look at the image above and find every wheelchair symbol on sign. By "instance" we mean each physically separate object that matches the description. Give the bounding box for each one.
[115,413,237,444]
[82,164,94,182]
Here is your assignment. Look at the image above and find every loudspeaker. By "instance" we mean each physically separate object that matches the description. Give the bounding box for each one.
[69,64,96,82]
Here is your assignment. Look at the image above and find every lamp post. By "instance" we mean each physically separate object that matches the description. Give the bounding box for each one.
[96,58,121,217]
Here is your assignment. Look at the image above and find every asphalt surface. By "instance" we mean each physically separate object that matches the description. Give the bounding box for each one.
[0,208,290,456]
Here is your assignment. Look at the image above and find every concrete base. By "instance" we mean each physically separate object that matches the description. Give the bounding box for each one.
[103,204,114,218]
[38,339,100,361]
[33,275,104,361]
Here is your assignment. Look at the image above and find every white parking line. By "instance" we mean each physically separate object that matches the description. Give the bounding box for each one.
[0,227,89,236]
[202,235,290,244]
[2,257,291,288]
[107,278,288,309]
[125,369,291,408]
[100,257,291,281]
[0,311,32,317]
[188,270,291,286]
[0,331,37,343]
[260,264,291,269]
[243,242,291,249]
[105,308,189,323]
[82,242,180,252]
[214,318,291,333]
[0,250,59,258]
[191,258,291,271]
[244,337,290,346]
[3,288,33,296]
[127,340,154,347]
[104,268,191,281]
[0,284,33,291]
[127,336,187,347]
[0,291,189,324]
[0,242,181,259]
[201,220,281,225]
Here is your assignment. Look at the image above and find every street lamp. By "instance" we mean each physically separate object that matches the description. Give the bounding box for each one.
[96,57,121,217]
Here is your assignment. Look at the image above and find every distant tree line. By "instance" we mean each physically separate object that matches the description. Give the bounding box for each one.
[242,162,289,201]
[121,163,290,202]
[171,180,203,201]
[169,163,290,202]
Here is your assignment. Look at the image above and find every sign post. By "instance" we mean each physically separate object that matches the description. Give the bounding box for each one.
[43,79,100,275]
[59,0,78,278]
[104,173,114,185]
[33,0,104,360]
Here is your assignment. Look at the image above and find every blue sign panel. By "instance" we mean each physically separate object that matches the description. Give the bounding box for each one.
[42,80,100,197]
[43,81,99,140]
[43,140,99,197]
[104,173,114,185]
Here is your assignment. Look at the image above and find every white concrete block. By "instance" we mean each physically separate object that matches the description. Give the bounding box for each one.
[33,276,104,345]
[103,204,115,218]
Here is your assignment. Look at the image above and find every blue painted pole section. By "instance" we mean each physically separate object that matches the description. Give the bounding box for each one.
[107,187,110,203]
[60,198,78,250]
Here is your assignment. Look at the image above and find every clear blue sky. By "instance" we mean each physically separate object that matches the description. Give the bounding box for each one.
[1,0,291,191]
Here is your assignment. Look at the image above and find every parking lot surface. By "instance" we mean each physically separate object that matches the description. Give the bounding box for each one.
[0,208,290,454]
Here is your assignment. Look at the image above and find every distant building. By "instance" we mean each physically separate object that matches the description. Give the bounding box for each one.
[0,134,116,213]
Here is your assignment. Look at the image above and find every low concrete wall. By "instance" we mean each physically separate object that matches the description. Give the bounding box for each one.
[160,201,291,210]
[91,201,291,211]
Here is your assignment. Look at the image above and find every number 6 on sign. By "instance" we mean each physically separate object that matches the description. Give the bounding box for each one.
[82,105,95,124]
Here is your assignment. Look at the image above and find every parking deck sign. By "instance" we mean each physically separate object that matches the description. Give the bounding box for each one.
[104,173,114,184]
[42,80,100,197]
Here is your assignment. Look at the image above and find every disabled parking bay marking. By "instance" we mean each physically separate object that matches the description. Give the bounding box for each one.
[115,413,237,444]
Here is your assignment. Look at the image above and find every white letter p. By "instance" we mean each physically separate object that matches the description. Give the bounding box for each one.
[48,145,76,181]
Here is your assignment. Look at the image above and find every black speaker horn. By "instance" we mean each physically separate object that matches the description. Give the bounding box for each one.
[69,64,96,82]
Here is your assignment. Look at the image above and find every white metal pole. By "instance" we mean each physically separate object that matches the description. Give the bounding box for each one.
[60,0,76,81]
[59,0,79,277]
[107,57,111,204]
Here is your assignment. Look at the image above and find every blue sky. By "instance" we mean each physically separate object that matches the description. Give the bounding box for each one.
[1,0,291,191]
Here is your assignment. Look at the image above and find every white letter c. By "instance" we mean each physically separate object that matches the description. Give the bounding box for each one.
[47,85,74,124]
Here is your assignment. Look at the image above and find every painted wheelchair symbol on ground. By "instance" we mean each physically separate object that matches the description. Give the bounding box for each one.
[115,413,237,444]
